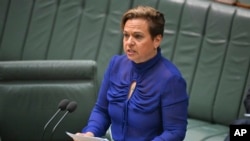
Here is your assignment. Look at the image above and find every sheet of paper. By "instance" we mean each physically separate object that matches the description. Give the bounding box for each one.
[66,131,109,141]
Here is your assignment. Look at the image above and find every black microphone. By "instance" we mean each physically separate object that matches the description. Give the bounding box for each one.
[49,101,78,141]
[41,99,70,141]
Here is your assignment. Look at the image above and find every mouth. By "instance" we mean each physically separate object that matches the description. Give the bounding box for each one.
[127,49,136,56]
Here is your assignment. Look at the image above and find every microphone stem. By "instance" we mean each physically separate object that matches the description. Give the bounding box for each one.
[49,111,69,141]
[41,109,61,141]
[44,109,61,130]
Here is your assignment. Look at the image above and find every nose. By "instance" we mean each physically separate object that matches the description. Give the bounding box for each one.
[127,36,135,46]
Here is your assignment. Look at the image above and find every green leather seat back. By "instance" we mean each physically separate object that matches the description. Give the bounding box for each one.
[189,2,236,123]
[0,0,33,60]
[212,6,250,123]
[172,0,210,93]
[184,1,250,140]
[0,60,97,141]
[158,0,186,60]
[94,0,130,87]
[73,0,110,61]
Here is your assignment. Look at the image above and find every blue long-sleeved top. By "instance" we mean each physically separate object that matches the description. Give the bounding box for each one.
[82,48,189,141]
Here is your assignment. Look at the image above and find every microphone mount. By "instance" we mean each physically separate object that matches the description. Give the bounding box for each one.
[49,101,78,141]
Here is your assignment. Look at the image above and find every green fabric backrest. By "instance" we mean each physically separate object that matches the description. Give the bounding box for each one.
[0,60,97,141]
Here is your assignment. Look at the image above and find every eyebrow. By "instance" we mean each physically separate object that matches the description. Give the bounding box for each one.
[123,31,144,35]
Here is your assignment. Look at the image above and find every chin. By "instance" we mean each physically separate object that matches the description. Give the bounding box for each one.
[126,55,135,61]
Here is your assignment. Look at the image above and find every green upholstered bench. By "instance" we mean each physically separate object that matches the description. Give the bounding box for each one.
[0,0,250,140]
[0,60,97,141]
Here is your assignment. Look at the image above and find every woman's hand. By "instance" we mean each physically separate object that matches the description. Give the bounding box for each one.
[73,132,94,141]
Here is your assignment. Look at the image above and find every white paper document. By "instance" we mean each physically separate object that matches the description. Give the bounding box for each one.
[66,131,109,141]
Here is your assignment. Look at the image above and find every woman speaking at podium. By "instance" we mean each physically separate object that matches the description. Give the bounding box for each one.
[74,5,189,141]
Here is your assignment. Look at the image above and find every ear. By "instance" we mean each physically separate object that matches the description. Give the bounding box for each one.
[153,34,163,49]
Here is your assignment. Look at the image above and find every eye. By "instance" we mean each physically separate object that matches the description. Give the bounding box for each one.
[134,34,143,40]
[123,33,129,39]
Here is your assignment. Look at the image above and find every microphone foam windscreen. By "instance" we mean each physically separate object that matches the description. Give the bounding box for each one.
[66,101,77,113]
[58,99,70,111]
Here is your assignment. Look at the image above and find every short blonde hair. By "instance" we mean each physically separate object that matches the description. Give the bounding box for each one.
[121,6,165,38]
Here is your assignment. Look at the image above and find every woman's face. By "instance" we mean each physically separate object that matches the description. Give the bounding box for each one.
[123,18,162,63]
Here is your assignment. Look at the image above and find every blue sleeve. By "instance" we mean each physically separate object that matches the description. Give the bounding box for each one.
[153,75,189,141]
[82,56,117,137]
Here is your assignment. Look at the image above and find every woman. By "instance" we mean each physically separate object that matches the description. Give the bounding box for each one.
[76,6,189,141]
